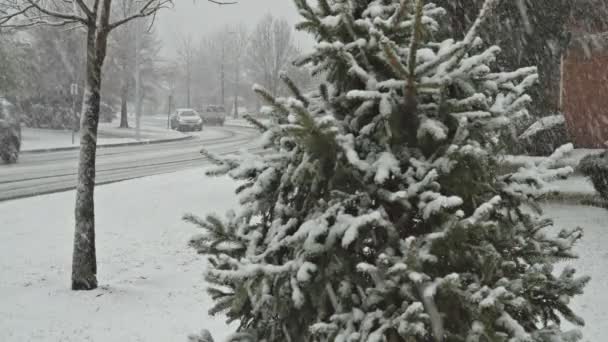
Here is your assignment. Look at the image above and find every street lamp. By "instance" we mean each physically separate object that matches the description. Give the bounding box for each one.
[70,83,79,145]
[167,93,173,129]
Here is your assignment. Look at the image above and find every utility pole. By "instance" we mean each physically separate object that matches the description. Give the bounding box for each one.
[220,41,225,108]
[71,83,78,145]
[233,60,239,119]
[135,22,142,141]
[167,93,173,129]
[230,29,239,119]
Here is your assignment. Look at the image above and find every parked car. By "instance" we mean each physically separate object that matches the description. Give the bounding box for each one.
[170,108,203,132]
[201,105,226,126]
[0,97,21,164]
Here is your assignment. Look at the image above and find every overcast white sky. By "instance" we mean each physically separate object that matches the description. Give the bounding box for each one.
[156,0,313,57]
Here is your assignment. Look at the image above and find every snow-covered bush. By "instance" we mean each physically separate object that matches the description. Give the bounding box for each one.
[20,97,115,129]
[580,151,608,200]
[188,329,215,342]
[187,329,257,342]
[519,114,570,156]
[187,0,588,341]
[496,114,535,154]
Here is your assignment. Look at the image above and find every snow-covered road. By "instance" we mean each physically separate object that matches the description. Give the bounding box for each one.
[0,124,259,201]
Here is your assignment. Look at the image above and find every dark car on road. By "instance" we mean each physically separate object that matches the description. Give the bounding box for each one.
[170,108,203,132]
[0,97,21,164]
[201,105,226,126]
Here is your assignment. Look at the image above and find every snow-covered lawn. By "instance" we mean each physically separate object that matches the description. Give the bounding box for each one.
[97,121,186,141]
[545,204,608,342]
[225,117,271,128]
[20,122,188,152]
[0,169,238,342]
[549,176,596,197]
[20,128,136,152]
[0,170,606,341]
[504,149,604,170]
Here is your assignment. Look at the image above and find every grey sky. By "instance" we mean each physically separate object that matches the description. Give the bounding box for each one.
[156,0,313,57]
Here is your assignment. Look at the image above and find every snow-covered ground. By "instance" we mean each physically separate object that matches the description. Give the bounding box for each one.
[0,170,606,341]
[0,169,238,342]
[550,176,596,196]
[20,128,136,151]
[545,204,608,342]
[225,117,271,128]
[20,118,189,152]
[97,120,186,141]
[504,149,604,170]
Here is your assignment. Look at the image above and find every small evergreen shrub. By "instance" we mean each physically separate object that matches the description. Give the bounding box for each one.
[187,1,589,341]
[519,114,570,156]
[580,151,608,200]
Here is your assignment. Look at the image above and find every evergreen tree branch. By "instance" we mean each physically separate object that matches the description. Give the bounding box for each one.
[280,72,310,107]
[243,114,269,132]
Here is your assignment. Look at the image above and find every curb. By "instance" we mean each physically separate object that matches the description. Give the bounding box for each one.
[21,134,194,154]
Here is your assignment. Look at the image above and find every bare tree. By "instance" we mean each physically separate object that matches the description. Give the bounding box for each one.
[247,15,296,98]
[177,34,195,108]
[195,30,227,107]
[0,0,237,291]
[227,25,248,118]
[112,0,140,128]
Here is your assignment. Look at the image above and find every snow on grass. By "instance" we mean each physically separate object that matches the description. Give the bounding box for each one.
[544,204,608,342]
[549,176,596,196]
[0,168,239,342]
[20,121,193,152]
[98,121,186,140]
[225,117,271,128]
[504,149,604,170]
[20,128,136,151]
[0,167,607,341]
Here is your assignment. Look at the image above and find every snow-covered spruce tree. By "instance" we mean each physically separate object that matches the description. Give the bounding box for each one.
[187,0,589,341]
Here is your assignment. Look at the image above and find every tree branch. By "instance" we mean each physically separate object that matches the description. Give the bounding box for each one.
[107,0,172,32]
[0,0,88,28]
[1,0,239,31]
[23,0,88,24]
[73,0,93,19]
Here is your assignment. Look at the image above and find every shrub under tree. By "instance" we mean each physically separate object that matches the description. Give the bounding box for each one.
[580,152,608,202]
[188,0,589,341]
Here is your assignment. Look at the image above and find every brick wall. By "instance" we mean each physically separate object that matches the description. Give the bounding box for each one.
[562,49,608,148]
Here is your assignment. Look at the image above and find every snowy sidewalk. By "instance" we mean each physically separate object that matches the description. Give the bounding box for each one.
[504,149,602,201]
[21,128,132,152]
[504,148,604,172]
[97,121,186,140]
[225,117,271,128]
[20,122,188,152]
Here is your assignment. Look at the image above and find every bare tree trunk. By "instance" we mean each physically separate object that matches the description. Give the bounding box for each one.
[72,23,108,291]
[119,74,129,128]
